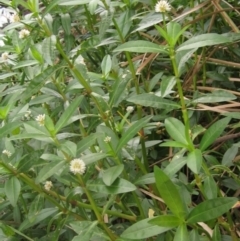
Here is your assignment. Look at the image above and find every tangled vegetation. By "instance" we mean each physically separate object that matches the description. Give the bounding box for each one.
[0,0,240,240]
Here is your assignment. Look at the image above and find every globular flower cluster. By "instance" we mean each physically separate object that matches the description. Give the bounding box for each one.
[2,149,12,157]
[70,158,86,175]
[155,0,171,13]
[44,181,53,191]
[1,52,9,61]
[35,114,45,126]
[19,29,30,39]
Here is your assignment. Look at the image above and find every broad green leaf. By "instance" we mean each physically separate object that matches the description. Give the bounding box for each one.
[160,76,176,97]
[164,157,187,177]
[42,35,56,66]
[61,13,71,35]
[87,178,136,194]
[160,141,188,148]
[187,197,237,223]
[134,173,155,185]
[121,218,171,239]
[148,215,182,227]
[127,94,180,111]
[21,65,59,100]
[77,133,104,155]
[28,194,44,222]
[154,166,186,219]
[173,224,190,241]
[0,72,17,79]
[20,208,58,231]
[0,122,22,138]
[203,176,218,199]
[113,40,168,54]
[102,165,124,186]
[189,230,201,241]
[165,118,188,145]
[55,96,83,133]
[187,149,202,174]
[4,177,21,207]
[177,33,231,51]
[101,55,112,77]
[192,90,236,103]
[12,60,39,69]
[133,13,164,32]
[81,153,109,165]
[115,116,152,153]
[35,160,66,184]
[199,117,230,151]
[222,145,238,167]
[109,77,129,107]
[59,0,90,5]
[70,221,110,241]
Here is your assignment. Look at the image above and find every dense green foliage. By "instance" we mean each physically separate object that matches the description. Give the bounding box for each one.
[0,0,240,240]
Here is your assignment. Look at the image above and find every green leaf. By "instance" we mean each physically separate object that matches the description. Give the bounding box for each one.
[113,40,168,54]
[222,145,238,167]
[148,215,182,227]
[70,221,110,241]
[0,122,22,138]
[134,173,155,185]
[177,33,231,51]
[154,166,186,219]
[121,218,171,239]
[81,153,109,165]
[12,60,39,69]
[61,13,71,35]
[203,176,218,199]
[213,224,221,241]
[199,117,230,151]
[87,178,136,194]
[187,149,202,174]
[28,194,44,222]
[55,96,83,133]
[35,160,66,184]
[187,197,237,223]
[116,116,152,153]
[164,157,187,177]
[42,35,56,66]
[77,133,104,155]
[59,0,90,5]
[192,90,236,103]
[173,224,190,241]
[127,94,180,111]
[21,65,59,100]
[4,177,21,207]
[101,55,112,77]
[165,117,188,145]
[102,164,124,186]
[20,208,58,231]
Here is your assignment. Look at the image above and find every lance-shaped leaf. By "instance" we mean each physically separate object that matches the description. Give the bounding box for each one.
[154,166,186,219]
[187,197,238,224]
[115,116,152,153]
[113,40,168,54]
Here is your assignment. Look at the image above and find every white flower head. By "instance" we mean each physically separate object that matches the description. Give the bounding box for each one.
[35,114,45,126]
[10,13,20,23]
[19,29,30,39]
[44,181,53,191]
[155,0,171,13]
[126,106,134,113]
[1,52,9,61]
[2,149,12,157]
[104,136,111,143]
[70,158,86,175]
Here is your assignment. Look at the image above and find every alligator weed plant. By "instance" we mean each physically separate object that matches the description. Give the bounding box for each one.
[0,0,240,240]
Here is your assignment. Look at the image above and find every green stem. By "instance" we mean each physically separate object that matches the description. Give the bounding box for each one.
[76,175,117,241]
[169,48,194,151]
